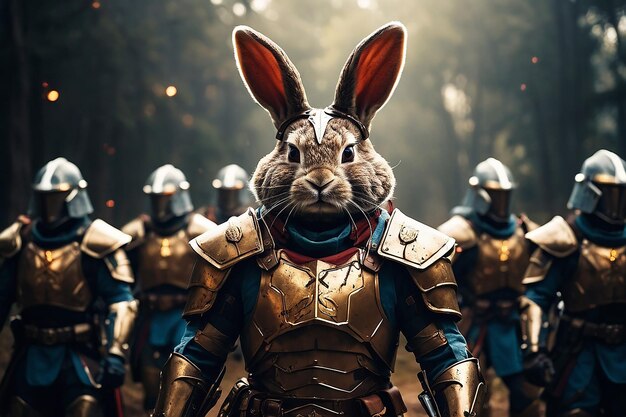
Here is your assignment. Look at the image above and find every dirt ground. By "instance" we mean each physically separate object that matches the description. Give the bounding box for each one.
[0,325,510,417]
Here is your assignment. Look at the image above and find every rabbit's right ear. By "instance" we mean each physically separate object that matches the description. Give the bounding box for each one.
[233,26,310,129]
[332,22,407,131]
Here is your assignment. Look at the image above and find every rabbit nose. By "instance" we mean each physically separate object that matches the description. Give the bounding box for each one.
[305,169,335,191]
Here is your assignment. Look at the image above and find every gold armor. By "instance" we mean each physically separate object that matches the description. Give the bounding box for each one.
[524,216,626,312]
[0,220,26,258]
[123,213,215,292]
[14,219,132,312]
[160,208,466,416]
[427,358,487,417]
[563,240,626,312]
[439,215,531,296]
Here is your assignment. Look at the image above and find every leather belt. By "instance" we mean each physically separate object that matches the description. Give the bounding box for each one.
[140,293,187,311]
[562,316,626,345]
[23,323,93,346]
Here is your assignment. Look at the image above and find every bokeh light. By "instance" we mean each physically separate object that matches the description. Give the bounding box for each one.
[165,85,177,97]
[46,90,60,102]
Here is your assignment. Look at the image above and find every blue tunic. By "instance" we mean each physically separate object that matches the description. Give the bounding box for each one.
[175,212,469,384]
[525,215,626,411]
[452,213,523,377]
[0,218,134,388]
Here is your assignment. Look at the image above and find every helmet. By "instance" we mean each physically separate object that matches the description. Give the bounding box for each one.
[212,164,251,221]
[29,157,94,227]
[455,157,516,222]
[143,164,193,223]
[567,149,626,225]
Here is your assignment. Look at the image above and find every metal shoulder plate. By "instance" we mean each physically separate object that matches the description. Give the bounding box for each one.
[189,208,264,270]
[0,220,26,258]
[186,213,217,239]
[407,258,462,320]
[103,249,134,284]
[525,216,578,258]
[437,215,477,251]
[81,219,132,259]
[378,209,456,270]
[183,260,231,318]
[121,216,146,251]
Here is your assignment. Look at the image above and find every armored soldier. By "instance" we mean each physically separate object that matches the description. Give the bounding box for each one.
[152,23,485,417]
[0,157,137,417]
[122,164,215,411]
[438,158,541,417]
[202,164,253,224]
[521,149,626,417]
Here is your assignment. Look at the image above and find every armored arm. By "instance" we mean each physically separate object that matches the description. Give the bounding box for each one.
[380,210,486,417]
[153,209,259,417]
[0,220,27,327]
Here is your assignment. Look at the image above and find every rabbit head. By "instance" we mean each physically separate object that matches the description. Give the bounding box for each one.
[233,22,406,225]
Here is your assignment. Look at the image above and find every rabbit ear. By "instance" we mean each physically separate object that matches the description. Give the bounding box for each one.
[332,22,407,130]
[233,26,310,129]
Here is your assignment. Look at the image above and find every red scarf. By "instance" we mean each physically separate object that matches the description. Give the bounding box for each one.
[262,201,393,265]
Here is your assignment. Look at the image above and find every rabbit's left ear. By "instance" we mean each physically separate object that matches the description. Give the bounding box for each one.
[332,22,407,131]
[233,26,310,129]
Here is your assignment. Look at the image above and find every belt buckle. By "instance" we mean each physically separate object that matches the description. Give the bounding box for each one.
[41,328,57,345]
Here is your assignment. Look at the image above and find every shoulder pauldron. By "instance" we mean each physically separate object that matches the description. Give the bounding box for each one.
[103,249,135,284]
[0,220,25,258]
[407,259,462,320]
[378,209,456,270]
[81,219,132,259]
[184,208,264,318]
[525,216,578,258]
[121,217,146,251]
[437,215,477,250]
[189,208,264,270]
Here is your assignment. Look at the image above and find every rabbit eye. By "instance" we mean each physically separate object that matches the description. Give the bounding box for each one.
[342,145,355,163]
[287,144,301,163]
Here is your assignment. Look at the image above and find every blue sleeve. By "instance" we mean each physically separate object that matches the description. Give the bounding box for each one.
[0,257,17,327]
[174,260,256,381]
[95,259,134,305]
[387,263,469,380]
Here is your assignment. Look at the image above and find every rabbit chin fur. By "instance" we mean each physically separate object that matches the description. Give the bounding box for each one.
[251,118,395,223]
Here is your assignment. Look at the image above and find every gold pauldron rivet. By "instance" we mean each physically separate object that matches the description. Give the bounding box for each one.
[399,225,418,244]
[225,223,243,243]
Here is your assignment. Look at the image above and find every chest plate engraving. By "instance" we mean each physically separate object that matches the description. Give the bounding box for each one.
[242,251,397,399]
[17,241,92,312]
[467,226,529,296]
[564,240,626,312]
[137,229,196,291]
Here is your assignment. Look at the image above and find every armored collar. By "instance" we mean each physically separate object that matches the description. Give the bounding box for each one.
[275,106,369,144]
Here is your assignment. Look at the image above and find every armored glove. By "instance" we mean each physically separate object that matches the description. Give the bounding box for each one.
[523,350,554,387]
[98,354,126,388]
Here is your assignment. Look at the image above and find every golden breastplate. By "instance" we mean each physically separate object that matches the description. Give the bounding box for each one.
[136,230,196,292]
[17,242,93,312]
[467,226,529,296]
[241,251,397,400]
[563,240,626,313]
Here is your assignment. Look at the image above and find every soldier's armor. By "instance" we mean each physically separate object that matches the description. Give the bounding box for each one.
[439,215,532,296]
[123,213,215,292]
[185,208,461,402]
[525,216,626,312]
[1,219,132,313]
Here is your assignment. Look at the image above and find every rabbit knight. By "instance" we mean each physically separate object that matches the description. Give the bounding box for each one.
[0,157,137,417]
[123,164,216,411]
[521,149,626,417]
[153,23,486,417]
[438,158,541,417]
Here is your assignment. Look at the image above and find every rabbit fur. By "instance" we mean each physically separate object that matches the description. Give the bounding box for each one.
[233,22,407,226]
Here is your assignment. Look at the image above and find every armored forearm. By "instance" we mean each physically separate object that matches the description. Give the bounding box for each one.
[152,353,223,417]
[107,299,139,359]
[420,358,487,417]
[519,295,545,353]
